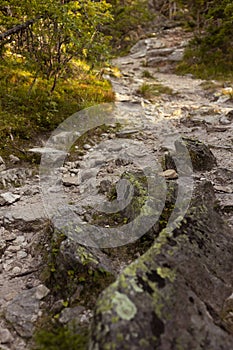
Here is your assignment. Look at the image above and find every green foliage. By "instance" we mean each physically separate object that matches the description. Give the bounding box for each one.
[0,57,114,158]
[0,0,113,91]
[177,0,210,28]
[106,0,153,53]
[34,326,88,350]
[177,0,233,80]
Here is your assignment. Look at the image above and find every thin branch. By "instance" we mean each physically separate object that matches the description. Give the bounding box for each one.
[0,17,41,41]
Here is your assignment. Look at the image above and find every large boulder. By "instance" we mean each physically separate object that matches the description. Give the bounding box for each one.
[89,181,233,350]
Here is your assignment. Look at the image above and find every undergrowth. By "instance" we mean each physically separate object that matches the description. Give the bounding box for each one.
[176,44,233,81]
[0,56,115,160]
[34,326,88,350]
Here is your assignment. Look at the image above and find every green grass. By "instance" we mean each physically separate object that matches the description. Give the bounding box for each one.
[141,70,154,79]
[0,56,115,161]
[137,82,173,99]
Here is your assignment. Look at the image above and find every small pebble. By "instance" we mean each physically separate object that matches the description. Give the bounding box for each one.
[83,144,92,150]
[9,154,20,163]
[11,266,21,274]
[159,169,178,180]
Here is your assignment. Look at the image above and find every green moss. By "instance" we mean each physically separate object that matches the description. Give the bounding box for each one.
[76,246,99,266]
[34,326,89,350]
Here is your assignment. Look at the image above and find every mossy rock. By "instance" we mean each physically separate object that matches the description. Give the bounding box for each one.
[182,138,216,171]
[89,182,233,350]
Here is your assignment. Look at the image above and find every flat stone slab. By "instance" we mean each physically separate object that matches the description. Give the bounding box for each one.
[0,192,21,206]
[28,147,67,155]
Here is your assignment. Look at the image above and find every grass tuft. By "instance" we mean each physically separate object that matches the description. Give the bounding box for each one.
[137,82,173,99]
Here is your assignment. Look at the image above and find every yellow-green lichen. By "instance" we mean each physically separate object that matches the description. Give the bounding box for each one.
[157,267,176,283]
[129,276,144,293]
[139,338,151,347]
[113,292,137,321]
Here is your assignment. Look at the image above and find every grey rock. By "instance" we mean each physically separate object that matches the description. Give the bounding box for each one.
[214,185,233,194]
[59,306,86,324]
[0,168,32,187]
[62,175,80,187]
[0,164,6,171]
[167,48,185,61]
[146,56,168,66]
[3,202,47,230]
[79,168,98,182]
[219,115,232,125]
[0,327,14,344]
[35,284,50,300]
[16,250,28,259]
[217,96,231,104]
[226,110,233,120]
[182,138,217,171]
[99,179,112,194]
[0,156,5,164]
[116,129,139,138]
[5,287,46,337]
[0,239,7,254]
[147,47,174,57]
[130,39,147,55]
[51,131,76,145]
[90,182,233,350]
[145,38,165,50]
[58,239,115,275]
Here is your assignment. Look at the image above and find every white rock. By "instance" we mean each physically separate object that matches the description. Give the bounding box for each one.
[83,144,92,150]
[29,147,67,155]
[17,251,28,259]
[35,284,50,300]
[11,266,21,274]
[9,154,20,163]
[159,169,178,180]
[62,175,80,186]
[0,164,6,172]
[0,156,5,164]
[0,192,21,206]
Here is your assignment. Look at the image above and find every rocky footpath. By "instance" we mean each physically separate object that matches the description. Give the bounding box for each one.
[0,26,232,349]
